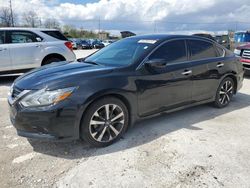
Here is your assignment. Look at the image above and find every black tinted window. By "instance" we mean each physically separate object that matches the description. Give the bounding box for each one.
[0,31,5,44]
[42,30,68,40]
[85,38,155,66]
[149,40,187,64]
[10,31,42,43]
[188,40,217,60]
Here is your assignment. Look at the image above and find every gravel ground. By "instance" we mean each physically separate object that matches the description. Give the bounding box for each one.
[0,50,250,188]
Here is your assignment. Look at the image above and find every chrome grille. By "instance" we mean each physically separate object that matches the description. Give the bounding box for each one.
[12,86,23,99]
[242,50,250,59]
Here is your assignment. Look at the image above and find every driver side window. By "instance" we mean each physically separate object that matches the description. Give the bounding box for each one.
[149,40,187,64]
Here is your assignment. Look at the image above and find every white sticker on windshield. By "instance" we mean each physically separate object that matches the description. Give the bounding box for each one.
[138,39,157,44]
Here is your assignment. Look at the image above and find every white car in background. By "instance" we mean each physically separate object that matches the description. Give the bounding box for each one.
[0,28,76,73]
[102,40,116,46]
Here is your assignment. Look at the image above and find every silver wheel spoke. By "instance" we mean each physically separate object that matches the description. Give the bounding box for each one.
[91,131,98,138]
[227,86,233,92]
[221,95,226,104]
[111,112,124,122]
[109,134,113,141]
[97,126,107,141]
[219,80,233,105]
[220,91,226,94]
[93,111,105,120]
[89,103,125,143]
[225,93,230,102]
[110,105,117,116]
[90,120,105,125]
[109,125,119,136]
[105,104,109,120]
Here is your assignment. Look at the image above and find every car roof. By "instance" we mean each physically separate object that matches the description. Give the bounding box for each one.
[128,34,216,43]
[0,27,59,31]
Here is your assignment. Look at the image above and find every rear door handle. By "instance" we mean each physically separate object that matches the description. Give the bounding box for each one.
[217,62,224,68]
[35,44,42,48]
[182,70,192,76]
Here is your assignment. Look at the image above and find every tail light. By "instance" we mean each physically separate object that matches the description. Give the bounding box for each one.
[65,41,73,51]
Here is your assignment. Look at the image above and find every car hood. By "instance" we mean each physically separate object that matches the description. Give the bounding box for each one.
[14,61,114,90]
[236,42,250,50]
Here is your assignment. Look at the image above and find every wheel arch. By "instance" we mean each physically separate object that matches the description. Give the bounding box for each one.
[76,90,138,139]
[41,53,66,65]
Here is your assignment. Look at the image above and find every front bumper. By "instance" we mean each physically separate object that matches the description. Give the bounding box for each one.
[240,58,250,71]
[8,98,79,141]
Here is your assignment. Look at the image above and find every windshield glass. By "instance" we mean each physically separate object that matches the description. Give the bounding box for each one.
[235,33,250,43]
[85,38,157,66]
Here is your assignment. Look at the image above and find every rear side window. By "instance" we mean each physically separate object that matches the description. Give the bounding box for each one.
[216,46,225,57]
[42,30,68,41]
[188,40,217,60]
[0,31,5,44]
[149,40,187,64]
[10,31,42,43]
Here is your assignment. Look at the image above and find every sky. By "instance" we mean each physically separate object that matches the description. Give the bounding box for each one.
[1,0,250,35]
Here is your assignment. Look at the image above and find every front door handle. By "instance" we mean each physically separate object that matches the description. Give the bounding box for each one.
[0,48,7,51]
[182,70,192,76]
[217,62,224,68]
[35,44,42,48]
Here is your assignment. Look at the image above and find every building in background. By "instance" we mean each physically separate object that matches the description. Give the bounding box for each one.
[120,31,136,38]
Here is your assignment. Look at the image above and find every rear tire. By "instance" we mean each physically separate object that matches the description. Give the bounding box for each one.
[42,57,62,66]
[214,77,235,108]
[80,97,129,147]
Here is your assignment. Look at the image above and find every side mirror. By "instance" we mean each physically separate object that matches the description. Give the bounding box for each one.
[144,59,167,73]
[77,57,85,62]
[36,37,42,42]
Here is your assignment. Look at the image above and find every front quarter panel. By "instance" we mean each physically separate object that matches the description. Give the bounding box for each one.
[72,71,138,139]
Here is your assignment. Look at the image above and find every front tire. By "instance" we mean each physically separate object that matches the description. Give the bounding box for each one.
[214,77,235,108]
[81,97,129,147]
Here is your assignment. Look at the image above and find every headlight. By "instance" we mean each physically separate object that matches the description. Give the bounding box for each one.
[234,49,241,56]
[20,87,77,107]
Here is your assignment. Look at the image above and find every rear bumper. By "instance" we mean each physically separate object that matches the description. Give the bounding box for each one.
[64,49,76,62]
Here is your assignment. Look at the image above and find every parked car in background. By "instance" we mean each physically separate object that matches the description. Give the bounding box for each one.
[234,43,250,75]
[193,33,215,41]
[69,38,81,50]
[0,28,76,73]
[215,35,230,49]
[91,40,105,49]
[80,39,92,49]
[8,35,244,147]
[102,40,115,46]
[234,31,250,48]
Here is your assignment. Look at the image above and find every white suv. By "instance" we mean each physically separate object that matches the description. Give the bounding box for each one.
[0,28,76,73]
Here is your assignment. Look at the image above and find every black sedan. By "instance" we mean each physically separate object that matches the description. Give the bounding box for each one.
[80,40,92,49]
[91,40,105,49]
[8,35,244,147]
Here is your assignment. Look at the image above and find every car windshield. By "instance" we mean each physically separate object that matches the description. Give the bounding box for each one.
[235,33,250,43]
[85,38,157,66]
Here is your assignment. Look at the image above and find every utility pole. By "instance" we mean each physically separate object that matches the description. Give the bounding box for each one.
[9,0,14,26]
[235,21,238,32]
[154,21,157,33]
[98,17,101,39]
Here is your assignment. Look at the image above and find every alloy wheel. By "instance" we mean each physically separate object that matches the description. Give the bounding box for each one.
[219,80,234,105]
[89,104,125,143]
